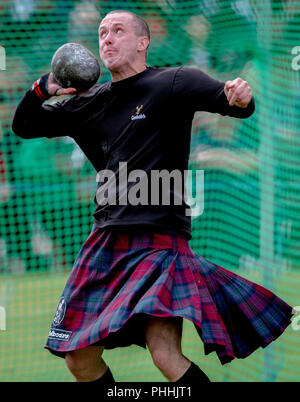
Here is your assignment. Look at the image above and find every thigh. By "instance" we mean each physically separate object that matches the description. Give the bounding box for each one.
[145,316,183,353]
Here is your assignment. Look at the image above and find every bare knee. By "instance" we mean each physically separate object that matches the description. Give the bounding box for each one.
[146,316,190,380]
[66,353,90,381]
[65,346,106,382]
[150,346,172,373]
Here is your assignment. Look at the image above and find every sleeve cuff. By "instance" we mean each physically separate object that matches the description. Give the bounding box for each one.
[31,73,51,101]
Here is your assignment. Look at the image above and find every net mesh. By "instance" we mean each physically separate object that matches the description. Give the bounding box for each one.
[0,0,299,382]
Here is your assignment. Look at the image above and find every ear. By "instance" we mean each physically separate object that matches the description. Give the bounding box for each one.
[137,36,149,52]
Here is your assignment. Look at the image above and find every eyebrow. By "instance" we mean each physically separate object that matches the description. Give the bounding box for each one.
[98,22,125,32]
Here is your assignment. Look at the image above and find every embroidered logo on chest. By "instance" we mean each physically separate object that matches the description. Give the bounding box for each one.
[131,104,146,120]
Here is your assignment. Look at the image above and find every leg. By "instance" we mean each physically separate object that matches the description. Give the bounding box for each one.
[145,316,191,381]
[65,345,109,382]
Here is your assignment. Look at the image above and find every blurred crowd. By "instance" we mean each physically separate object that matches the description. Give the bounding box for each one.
[0,0,299,273]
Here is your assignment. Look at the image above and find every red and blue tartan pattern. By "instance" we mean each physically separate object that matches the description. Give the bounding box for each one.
[45,226,293,365]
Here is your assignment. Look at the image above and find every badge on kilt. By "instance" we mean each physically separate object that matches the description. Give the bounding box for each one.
[53,297,67,326]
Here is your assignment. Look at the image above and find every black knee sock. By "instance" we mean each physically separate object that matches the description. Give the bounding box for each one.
[175,361,211,383]
[90,367,116,384]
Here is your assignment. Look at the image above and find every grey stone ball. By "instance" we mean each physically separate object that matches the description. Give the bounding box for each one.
[51,43,100,92]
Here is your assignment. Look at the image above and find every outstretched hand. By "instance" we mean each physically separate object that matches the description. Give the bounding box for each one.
[47,72,78,96]
[224,77,252,108]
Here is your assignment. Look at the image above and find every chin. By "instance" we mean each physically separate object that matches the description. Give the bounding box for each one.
[102,57,118,70]
[106,62,122,73]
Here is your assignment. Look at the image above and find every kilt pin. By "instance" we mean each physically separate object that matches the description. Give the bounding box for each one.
[45,225,293,365]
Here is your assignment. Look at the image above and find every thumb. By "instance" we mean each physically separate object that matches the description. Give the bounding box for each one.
[225,80,233,90]
[224,81,230,96]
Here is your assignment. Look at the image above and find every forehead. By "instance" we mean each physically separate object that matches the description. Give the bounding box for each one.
[99,13,133,29]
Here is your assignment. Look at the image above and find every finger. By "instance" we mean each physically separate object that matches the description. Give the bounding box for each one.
[224,80,232,92]
[226,88,233,104]
[229,90,240,106]
[227,87,239,106]
[65,87,78,95]
[234,87,252,107]
[225,78,239,91]
[238,85,252,100]
[228,81,249,106]
[225,80,239,102]
[225,77,245,92]
[224,81,237,97]
[56,87,77,96]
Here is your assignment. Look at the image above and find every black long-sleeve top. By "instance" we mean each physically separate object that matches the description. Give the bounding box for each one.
[12,66,255,239]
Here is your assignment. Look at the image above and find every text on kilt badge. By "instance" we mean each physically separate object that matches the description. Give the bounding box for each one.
[95,162,204,217]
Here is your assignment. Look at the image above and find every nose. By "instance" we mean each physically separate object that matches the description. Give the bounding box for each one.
[103,31,114,46]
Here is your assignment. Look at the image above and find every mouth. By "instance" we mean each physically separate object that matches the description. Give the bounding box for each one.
[104,49,116,55]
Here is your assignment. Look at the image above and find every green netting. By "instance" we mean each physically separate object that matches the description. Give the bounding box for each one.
[0,0,300,382]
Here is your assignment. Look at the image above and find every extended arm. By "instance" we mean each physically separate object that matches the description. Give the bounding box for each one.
[173,67,255,119]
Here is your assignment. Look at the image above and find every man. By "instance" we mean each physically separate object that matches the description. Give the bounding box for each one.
[12,10,293,383]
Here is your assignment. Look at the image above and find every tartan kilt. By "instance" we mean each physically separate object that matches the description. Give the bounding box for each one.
[44,225,293,365]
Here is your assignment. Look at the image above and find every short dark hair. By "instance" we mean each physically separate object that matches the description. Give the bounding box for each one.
[105,10,150,43]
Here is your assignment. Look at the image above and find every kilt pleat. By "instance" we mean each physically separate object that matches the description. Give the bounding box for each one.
[45,226,293,365]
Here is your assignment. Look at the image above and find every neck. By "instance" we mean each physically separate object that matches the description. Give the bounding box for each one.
[110,63,147,82]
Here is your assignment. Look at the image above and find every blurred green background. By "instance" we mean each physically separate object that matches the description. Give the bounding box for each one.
[0,0,299,382]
